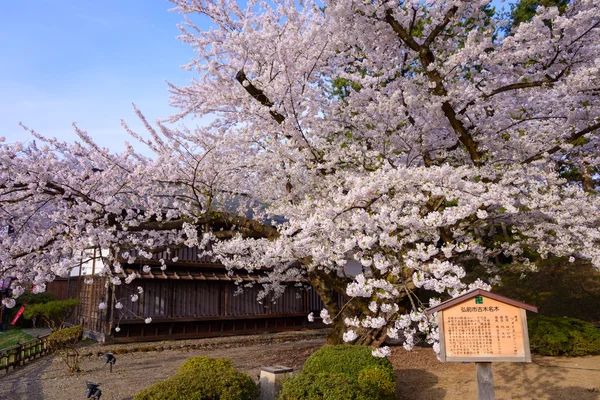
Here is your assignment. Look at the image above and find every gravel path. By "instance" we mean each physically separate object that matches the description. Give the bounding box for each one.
[0,330,327,400]
[0,357,52,400]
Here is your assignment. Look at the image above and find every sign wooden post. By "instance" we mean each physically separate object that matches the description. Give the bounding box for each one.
[426,289,538,400]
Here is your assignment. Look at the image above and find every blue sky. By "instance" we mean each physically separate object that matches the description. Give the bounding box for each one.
[0,0,195,151]
[1,0,512,152]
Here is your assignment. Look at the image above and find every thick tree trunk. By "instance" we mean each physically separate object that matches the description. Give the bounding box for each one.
[307,270,344,344]
[307,269,413,347]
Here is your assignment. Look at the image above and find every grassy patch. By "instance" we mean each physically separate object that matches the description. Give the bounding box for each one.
[0,329,33,350]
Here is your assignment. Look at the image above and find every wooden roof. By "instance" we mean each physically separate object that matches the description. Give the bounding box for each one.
[129,247,216,265]
[425,289,538,314]
[119,266,260,282]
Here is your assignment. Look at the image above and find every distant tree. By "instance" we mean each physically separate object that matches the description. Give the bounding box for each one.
[503,0,570,35]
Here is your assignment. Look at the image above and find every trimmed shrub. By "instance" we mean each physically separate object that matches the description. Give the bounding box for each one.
[278,345,395,400]
[9,292,54,328]
[528,316,600,356]
[357,366,397,399]
[48,325,83,373]
[23,298,79,331]
[302,344,394,376]
[278,372,358,400]
[16,292,54,307]
[134,356,258,400]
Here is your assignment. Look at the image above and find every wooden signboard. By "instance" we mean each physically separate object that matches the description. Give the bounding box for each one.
[426,289,538,400]
[426,289,538,362]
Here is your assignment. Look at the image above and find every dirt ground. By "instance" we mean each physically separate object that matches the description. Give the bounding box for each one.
[0,330,598,400]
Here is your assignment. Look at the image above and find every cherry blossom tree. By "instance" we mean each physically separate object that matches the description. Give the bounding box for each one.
[1,0,599,354]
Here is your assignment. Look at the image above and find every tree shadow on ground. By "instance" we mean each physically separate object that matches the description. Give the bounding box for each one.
[494,361,600,400]
[0,356,52,400]
[395,369,445,400]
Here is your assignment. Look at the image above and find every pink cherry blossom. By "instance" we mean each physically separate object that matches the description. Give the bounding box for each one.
[0,0,598,354]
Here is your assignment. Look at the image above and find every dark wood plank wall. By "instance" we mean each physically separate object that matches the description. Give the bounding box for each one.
[115,281,322,322]
[59,269,331,342]
[45,279,69,301]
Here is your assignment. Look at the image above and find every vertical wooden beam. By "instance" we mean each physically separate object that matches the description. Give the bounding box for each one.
[76,255,83,324]
[91,248,96,276]
[438,311,447,362]
[521,309,532,363]
[104,280,114,340]
[168,281,174,318]
[224,284,229,317]
[66,269,71,300]
[476,362,495,400]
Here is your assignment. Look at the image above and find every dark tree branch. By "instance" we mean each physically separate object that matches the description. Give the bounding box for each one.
[384,10,421,52]
[235,70,286,124]
[423,6,458,47]
[441,102,483,166]
[383,9,483,166]
[523,121,600,164]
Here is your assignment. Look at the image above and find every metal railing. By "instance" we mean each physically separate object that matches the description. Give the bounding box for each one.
[0,334,51,372]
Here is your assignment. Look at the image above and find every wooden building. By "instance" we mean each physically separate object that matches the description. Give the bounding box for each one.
[56,247,327,343]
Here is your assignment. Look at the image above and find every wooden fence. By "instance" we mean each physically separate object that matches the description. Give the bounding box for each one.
[0,334,51,373]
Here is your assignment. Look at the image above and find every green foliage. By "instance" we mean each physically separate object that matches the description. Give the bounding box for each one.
[9,292,55,327]
[48,325,83,373]
[278,345,395,400]
[495,259,600,322]
[134,356,258,400]
[330,77,363,100]
[503,0,570,35]
[357,366,397,399]
[23,298,78,331]
[0,329,33,350]
[528,316,600,356]
[177,355,232,374]
[16,292,54,306]
[48,325,82,350]
[278,372,357,400]
[302,344,393,376]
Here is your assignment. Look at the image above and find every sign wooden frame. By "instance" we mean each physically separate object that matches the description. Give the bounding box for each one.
[426,289,538,363]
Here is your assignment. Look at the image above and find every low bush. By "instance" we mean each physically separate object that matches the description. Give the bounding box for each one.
[278,345,395,400]
[23,298,79,330]
[528,316,600,356]
[48,325,83,373]
[357,366,397,399]
[134,356,258,400]
[9,292,54,328]
[48,325,82,349]
[15,292,54,308]
[278,371,357,400]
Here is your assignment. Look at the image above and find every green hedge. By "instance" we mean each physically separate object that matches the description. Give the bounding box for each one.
[48,325,82,350]
[23,298,79,330]
[528,316,600,356]
[48,325,83,373]
[134,357,258,400]
[278,345,395,400]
